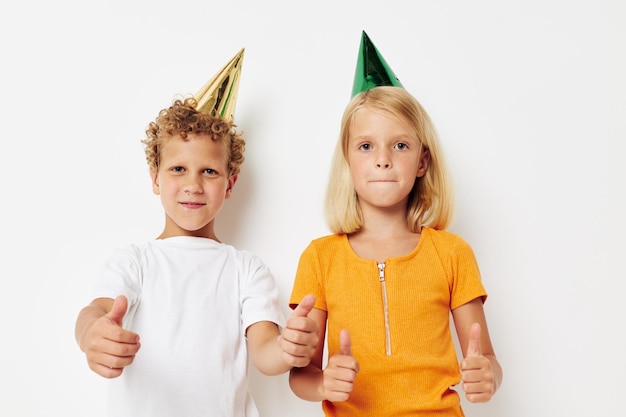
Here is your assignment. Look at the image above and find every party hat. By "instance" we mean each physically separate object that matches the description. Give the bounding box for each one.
[194,48,244,121]
[351,31,403,97]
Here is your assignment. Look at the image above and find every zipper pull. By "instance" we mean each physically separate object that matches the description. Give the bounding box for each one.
[377,262,385,281]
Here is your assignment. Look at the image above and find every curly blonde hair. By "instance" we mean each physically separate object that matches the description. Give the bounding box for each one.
[142,97,245,176]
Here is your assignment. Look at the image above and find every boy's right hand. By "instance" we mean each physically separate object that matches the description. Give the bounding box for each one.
[323,329,359,402]
[82,295,140,378]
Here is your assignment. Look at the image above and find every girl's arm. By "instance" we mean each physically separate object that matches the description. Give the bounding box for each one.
[289,308,359,402]
[452,297,503,402]
[289,308,328,400]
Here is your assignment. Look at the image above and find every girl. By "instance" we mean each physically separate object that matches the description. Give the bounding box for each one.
[289,86,502,416]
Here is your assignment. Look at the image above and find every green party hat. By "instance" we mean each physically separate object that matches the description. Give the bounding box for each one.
[351,31,403,97]
[194,48,244,121]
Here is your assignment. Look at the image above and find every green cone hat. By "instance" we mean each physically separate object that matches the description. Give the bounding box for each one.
[351,31,403,97]
[194,48,244,121]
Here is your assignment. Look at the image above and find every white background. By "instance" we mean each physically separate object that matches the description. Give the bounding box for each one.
[1,1,624,416]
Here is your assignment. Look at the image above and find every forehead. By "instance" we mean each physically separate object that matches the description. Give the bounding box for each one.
[349,106,416,140]
[161,133,229,161]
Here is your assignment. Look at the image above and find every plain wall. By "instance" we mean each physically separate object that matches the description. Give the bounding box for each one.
[1,0,624,416]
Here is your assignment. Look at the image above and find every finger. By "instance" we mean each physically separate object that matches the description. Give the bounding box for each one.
[466,322,482,358]
[291,294,316,318]
[107,295,128,327]
[339,329,351,356]
[91,362,125,379]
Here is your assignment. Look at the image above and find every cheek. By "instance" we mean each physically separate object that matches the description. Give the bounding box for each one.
[155,177,179,196]
[348,158,364,176]
[348,166,361,184]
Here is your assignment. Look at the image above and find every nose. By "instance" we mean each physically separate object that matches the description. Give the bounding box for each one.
[183,175,203,194]
[375,149,392,169]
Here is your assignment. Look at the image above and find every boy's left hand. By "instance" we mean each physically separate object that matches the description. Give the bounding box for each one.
[460,322,497,403]
[278,294,319,368]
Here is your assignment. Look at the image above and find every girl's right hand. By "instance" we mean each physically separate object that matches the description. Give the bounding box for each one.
[323,329,359,402]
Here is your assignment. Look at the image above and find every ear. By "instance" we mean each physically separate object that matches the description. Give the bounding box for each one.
[225,174,238,199]
[416,149,430,178]
[150,168,160,195]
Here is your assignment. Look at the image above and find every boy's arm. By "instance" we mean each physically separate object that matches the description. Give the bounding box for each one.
[75,297,113,350]
[75,295,141,378]
[246,321,289,375]
[247,294,319,376]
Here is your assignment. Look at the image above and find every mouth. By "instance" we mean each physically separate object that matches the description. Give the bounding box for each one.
[180,202,206,209]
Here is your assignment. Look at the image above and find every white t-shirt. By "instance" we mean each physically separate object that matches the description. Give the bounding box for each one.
[90,236,285,417]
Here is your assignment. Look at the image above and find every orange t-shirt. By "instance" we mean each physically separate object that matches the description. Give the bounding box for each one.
[289,227,487,417]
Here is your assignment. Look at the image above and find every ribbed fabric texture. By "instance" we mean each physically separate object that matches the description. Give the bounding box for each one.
[290,227,487,416]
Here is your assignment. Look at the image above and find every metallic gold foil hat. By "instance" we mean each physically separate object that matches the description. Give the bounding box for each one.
[351,31,403,97]
[194,48,244,121]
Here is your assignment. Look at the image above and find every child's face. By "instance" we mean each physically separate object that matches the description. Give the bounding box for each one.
[151,133,236,239]
[347,106,429,211]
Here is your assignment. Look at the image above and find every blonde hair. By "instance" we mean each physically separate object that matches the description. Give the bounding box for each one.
[325,86,454,233]
[142,97,245,176]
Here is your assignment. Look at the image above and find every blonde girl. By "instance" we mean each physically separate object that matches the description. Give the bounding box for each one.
[289,86,502,416]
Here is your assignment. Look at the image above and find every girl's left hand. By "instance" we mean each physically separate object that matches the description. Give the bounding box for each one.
[459,322,497,403]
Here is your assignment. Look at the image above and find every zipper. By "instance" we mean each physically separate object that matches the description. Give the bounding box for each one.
[377,262,392,355]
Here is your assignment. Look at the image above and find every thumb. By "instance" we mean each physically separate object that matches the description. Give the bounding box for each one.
[339,329,352,356]
[291,294,316,318]
[107,295,128,327]
[465,322,482,357]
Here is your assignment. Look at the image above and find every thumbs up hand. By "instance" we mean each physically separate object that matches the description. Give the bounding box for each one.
[279,294,320,368]
[108,294,129,326]
[323,329,359,402]
[460,322,496,402]
[81,295,141,378]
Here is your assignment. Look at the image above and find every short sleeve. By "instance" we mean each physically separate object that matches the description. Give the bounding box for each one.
[91,245,142,305]
[239,253,285,331]
[289,241,326,311]
[449,236,487,309]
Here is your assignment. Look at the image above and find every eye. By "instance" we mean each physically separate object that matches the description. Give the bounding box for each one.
[203,168,218,175]
[395,142,409,150]
[171,166,185,173]
[358,143,372,151]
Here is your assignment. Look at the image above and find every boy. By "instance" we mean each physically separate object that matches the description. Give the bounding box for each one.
[75,49,318,417]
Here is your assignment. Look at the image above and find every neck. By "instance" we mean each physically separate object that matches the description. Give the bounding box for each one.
[158,218,219,241]
[356,204,411,239]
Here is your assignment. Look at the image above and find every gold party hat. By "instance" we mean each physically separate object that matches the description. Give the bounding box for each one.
[194,48,244,121]
[351,31,403,97]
